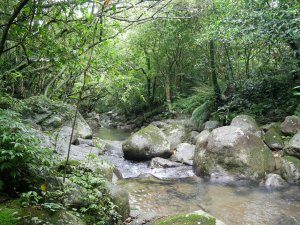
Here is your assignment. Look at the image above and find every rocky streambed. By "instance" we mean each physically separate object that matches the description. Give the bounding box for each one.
[95,121,300,225]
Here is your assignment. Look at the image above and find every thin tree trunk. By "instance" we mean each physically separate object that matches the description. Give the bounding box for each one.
[0,0,30,56]
[223,43,234,80]
[63,19,99,182]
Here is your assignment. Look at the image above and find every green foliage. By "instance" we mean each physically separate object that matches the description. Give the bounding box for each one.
[0,109,54,193]
[0,208,20,225]
[68,169,120,225]
[173,85,214,114]
[217,75,296,124]
[191,100,212,129]
[153,213,216,225]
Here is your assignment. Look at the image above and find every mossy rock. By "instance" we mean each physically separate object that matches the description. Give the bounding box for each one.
[280,156,300,184]
[264,127,284,150]
[0,208,20,225]
[151,210,225,225]
[0,200,86,225]
[194,126,275,180]
[57,160,81,173]
[122,124,171,160]
[152,214,215,225]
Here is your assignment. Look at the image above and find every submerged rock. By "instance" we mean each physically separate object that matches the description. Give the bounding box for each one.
[280,156,300,184]
[172,143,195,165]
[284,131,300,159]
[281,115,300,135]
[153,209,226,225]
[264,173,288,189]
[193,126,275,181]
[122,125,171,160]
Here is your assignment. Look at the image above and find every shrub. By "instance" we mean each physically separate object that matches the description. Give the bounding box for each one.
[173,85,214,114]
[0,109,54,194]
[219,75,297,124]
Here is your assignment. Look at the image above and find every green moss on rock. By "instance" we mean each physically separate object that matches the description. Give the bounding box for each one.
[152,214,216,225]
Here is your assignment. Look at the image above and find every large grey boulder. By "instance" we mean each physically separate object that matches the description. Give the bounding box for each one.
[122,125,171,160]
[284,131,300,159]
[264,174,288,189]
[172,143,195,165]
[107,183,130,222]
[230,115,262,137]
[281,115,300,135]
[264,127,284,150]
[55,126,78,155]
[153,122,186,150]
[280,156,300,184]
[72,113,93,139]
[193,126,275,181]
[195,130,210,146]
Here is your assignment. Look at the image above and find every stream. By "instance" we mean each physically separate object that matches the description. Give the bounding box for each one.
[95,127,300,225]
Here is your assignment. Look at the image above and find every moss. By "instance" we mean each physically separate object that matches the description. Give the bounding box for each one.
[0,208,20,225]
[136,125,166,145]
[152,214,216,225]
[0,200,86,225]
[283,156,300,167]
[56,160,81,173]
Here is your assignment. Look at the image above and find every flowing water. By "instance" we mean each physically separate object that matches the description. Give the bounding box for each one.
[95,127,300,225]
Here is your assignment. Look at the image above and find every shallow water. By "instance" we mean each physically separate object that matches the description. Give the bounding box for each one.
[95,127,131,141]
[119,176,300,225]
[96,127,300,225]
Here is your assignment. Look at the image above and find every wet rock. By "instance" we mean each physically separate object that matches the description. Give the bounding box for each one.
[107,183,130,221]
[193,126,275,181]
[281,115,300,135]
[202,120,220,131]
[264,173,288,189]
[173,143,195,165]
[280,156,300,184]
[122,125,171,160]
[264,127,284,150]
[231,115,262,137]
[284,131,300,159]
[149,157,183,168]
